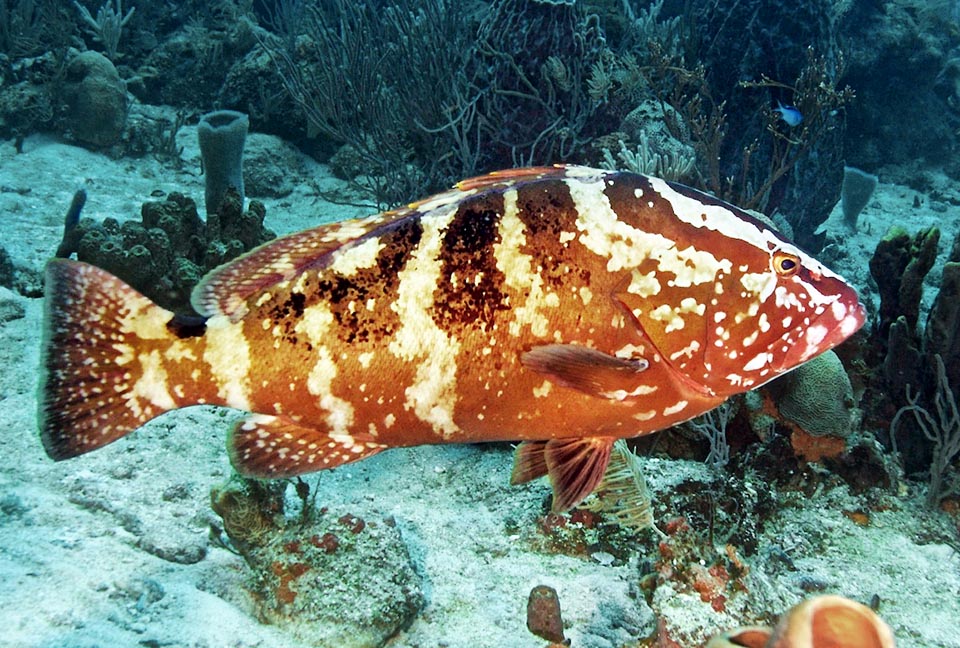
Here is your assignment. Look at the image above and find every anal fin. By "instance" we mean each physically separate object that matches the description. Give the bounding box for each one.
[230,414,387,479]
[512,437,616,512]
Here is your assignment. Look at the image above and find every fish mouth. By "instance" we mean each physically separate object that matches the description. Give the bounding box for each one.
[774,297,866,372]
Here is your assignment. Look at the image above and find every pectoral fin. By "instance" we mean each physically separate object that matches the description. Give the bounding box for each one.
[511,437,616,512]
[521,344,649,400]
[230,414,387,478]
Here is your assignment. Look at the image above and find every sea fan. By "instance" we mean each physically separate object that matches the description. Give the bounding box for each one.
[581,439,665,537]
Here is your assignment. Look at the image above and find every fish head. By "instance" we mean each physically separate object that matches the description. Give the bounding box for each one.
[697,236,865,395]
[615,176,865,399]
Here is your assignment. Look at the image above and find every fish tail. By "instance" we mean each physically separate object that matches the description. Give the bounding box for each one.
[39,259,200,461]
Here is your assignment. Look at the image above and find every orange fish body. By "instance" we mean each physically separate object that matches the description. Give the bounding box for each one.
[39,166,865,511]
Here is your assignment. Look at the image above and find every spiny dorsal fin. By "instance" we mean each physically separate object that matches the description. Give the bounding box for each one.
[193,166,608,321]
[453,165,613,192]
[191,212,395,320]
[453,166,566,192]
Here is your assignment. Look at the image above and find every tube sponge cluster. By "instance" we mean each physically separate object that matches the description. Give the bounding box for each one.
[67,190,273,312]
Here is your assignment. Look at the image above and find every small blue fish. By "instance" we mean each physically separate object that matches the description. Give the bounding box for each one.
[775,101,803,127]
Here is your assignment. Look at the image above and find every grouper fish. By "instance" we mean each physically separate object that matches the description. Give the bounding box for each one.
[39,165,865,511]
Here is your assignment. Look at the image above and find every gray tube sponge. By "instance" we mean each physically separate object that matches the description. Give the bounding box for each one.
[841,166,878,229]
[198,110,249,216]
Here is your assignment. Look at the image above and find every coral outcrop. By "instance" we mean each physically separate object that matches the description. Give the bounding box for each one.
[59,50,127,147]
[211,477,424,648]
[864,225,960,484]
[764,350,860,440]
[66,189,273,313]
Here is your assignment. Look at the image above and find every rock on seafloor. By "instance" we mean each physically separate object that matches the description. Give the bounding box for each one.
[211,478,424,648]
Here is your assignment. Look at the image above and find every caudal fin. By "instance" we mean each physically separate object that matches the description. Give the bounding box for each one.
[39,260,186,460]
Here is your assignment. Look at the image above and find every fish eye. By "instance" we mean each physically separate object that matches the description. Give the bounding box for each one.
[773,251,800,276]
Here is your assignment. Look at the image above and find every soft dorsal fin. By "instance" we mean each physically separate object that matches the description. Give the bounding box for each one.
[191,212,396,320]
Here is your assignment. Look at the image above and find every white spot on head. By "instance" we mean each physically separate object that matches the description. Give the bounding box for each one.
[627,269,661,298]
[662,400,688,416]
[742,352,773,372]
[805,324,828,347]
[840,312,861,337]
[650,304,685,332]
[726,373,745,387]
[758,313,770,333]
[830,300,847,320]
[602,384,657,401]
[669,340,701,362]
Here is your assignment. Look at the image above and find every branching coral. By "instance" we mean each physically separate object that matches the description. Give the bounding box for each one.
[600,132,695,181]
[73,0,134,61]
[736,48,855,214]
[891,354,960,507]
[640,43,852,220]
[1,0,44,56]
[263,0,615,206]
[683,399,736,471]
[471,0,607,166]
[261,0,479,208]
[0,0,76,58]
